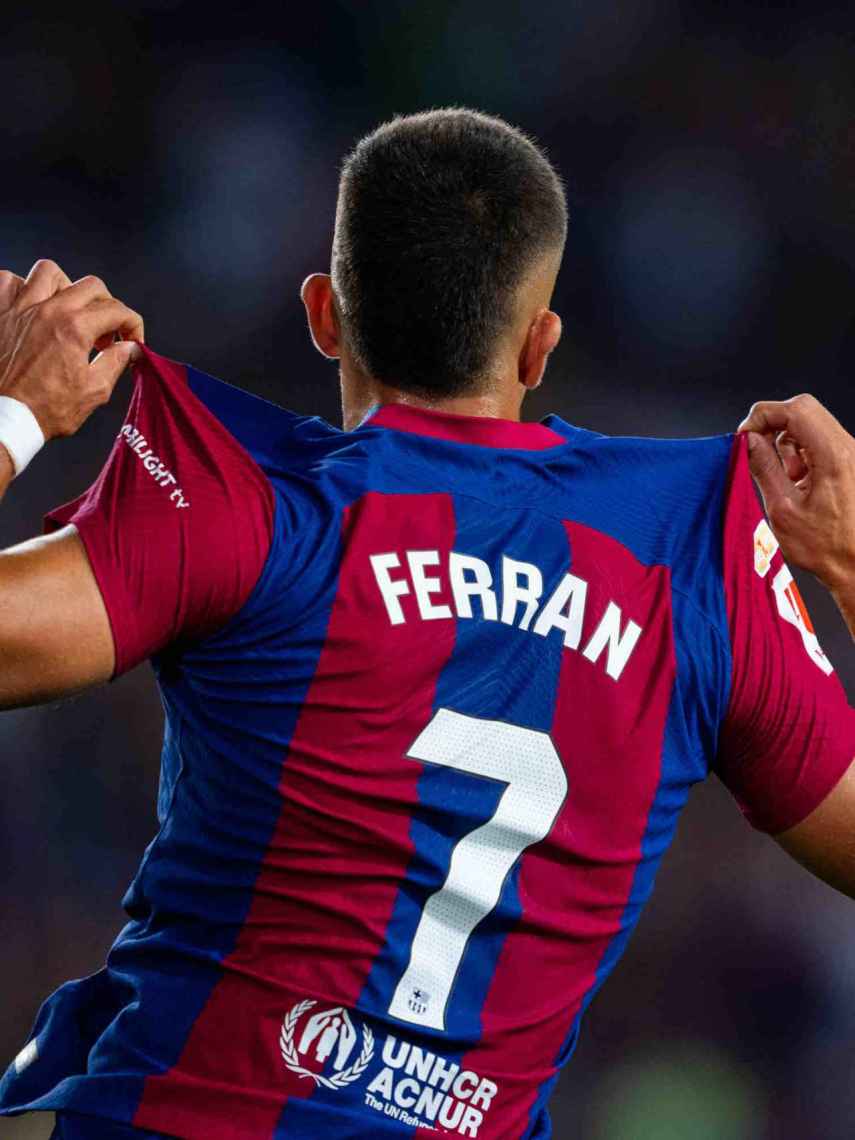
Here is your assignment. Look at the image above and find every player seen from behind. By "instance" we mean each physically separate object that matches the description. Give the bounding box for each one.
[0,108,854,1140]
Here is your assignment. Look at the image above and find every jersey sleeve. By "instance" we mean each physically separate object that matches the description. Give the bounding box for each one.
[44,347,276,678]
[713,432,855,834]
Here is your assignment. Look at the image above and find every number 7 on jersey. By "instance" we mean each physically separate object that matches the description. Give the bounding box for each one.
[388,708,568,1031]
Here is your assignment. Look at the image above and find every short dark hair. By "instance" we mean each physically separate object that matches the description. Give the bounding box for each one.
[332,107,568,399]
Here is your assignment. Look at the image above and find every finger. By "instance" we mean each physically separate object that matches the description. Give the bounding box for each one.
[0,270,25,312]
[91,330,145,354]
[18,259,73,307]
[775,431,809,483]
[58,274,113,309]
[88,341,142,400]
[737,400,792,435]
[76,298,145,346]
[738,399,825,437]
[738,394,843,470]
[746,431,799,516]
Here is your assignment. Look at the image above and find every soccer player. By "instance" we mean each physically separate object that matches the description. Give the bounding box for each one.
[0,108,853,1140]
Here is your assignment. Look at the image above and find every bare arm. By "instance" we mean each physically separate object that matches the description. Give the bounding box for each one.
[0,526,115,708]
[0,258,143,708]
[829,582,855,644]
[775,757,855,899]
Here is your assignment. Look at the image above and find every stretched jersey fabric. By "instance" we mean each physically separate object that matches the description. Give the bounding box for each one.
[2,346,853,1140]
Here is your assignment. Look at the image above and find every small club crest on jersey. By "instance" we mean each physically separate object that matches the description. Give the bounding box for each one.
[408,988,430,1017]
[279,1000,374,1090]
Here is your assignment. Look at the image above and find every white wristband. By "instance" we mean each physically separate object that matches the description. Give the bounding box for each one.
[0,396,46,477]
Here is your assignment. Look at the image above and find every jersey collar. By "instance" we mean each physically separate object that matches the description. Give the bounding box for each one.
[359,402,566,450]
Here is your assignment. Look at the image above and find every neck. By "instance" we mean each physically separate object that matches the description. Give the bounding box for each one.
[341,371,525,432]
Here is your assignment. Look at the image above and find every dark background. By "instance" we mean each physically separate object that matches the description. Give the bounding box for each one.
[2,2,854,1137]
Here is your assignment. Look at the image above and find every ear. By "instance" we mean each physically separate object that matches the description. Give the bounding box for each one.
[300,273,341,359]
[519,309,562,391]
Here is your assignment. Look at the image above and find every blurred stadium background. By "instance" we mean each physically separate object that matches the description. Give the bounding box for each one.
[1,2,854,1137]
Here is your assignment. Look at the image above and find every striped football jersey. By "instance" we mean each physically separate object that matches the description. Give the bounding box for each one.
[2,345,853,1139]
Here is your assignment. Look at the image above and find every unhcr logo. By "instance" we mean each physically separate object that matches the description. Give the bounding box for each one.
[277,999,500,1135]
[279,1000,374,1090]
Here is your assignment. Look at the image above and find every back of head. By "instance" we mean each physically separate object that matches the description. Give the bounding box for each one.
[332,107,568,400]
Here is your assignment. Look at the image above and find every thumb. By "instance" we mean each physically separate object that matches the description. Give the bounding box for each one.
[89,340,142,395]
[746,431,796,514]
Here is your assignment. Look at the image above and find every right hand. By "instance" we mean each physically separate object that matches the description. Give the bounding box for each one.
[737,393,855,593]
[0,259,144,440]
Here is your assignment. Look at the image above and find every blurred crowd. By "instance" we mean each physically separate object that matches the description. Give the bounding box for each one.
[1,2,854,1137]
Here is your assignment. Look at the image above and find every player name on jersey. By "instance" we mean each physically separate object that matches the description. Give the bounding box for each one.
[370,549,643,681]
